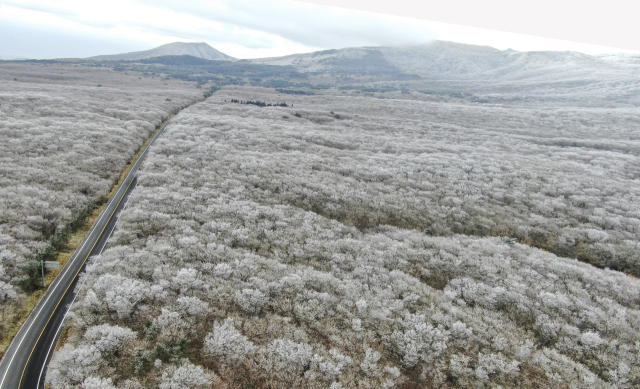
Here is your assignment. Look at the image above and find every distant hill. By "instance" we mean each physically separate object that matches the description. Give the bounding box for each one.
[250,40,619,80]
[90,42,234,61]
[245,40,640,106]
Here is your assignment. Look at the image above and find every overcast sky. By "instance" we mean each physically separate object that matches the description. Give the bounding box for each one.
[1,0,638,59]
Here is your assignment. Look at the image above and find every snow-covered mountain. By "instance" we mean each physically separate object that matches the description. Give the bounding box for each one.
[248,40,640,107]
[251,40,636,80]
[90,42,234,61]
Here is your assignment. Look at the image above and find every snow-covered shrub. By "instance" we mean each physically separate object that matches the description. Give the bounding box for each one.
[390,313,450,367]
[172,268,204,294]
[474,352,520,380]
[81,376,116,389]
[259,338,315,382]
[202,318,256,364]
[84,324,136,354]
[360,347,382,378]
[159,361,213,389]
[46,344,102,387]
[154,309,189,339]
[234,288,267,315]
[307,348,353,380]
[579,331,604,350]
[176,296,209,316]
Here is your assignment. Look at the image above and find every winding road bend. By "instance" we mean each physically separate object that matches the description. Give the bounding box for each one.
[0,118,172,389]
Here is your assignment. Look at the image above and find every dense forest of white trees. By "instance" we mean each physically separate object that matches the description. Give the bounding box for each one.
[161,88,640,274]
[48,87,640,388]
[0,63,203,339]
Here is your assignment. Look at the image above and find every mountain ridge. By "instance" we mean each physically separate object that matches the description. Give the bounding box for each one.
[90,42,234,61]
[249,40,632,79]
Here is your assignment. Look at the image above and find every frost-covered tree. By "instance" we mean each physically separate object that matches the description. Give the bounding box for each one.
[46,344,102,387]
[84,324,137,354]
[0,280,19,319]
[202,318,256,364]
[176,296,209,316]
[390,313,450,367]
[158,361,213,389]
[81,376,117,389]
[234,288,267,315]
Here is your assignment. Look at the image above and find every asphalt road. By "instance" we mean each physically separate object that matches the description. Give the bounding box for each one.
[0,119,172,389]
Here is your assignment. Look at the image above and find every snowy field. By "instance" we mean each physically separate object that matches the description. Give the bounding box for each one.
[48,86,640,388]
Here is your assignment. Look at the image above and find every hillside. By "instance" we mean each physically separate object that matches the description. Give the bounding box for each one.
[90,42,234,61]
[251,41,640,95]
[0,62,204,356]
[250,41,613,77]
[47,86,640,388]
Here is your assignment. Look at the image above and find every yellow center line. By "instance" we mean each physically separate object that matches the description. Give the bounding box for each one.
[18,175,136,388]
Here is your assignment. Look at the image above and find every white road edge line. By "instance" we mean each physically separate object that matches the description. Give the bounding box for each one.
[35,119,170,387]
[36,179,138,387]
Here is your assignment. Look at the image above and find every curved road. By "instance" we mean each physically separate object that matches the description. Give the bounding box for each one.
[0,118,172,389]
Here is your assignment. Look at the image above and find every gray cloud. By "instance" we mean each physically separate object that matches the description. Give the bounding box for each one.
[297,0,640,53]
[4,0,78,19]
[1,0,434,59]
[0,20,148,59]
[138,0,434,49]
